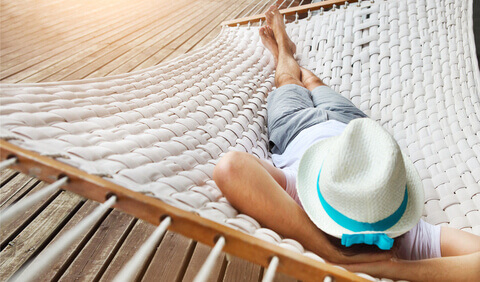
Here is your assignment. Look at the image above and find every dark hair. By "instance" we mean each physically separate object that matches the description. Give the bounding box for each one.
[324,233,403,257]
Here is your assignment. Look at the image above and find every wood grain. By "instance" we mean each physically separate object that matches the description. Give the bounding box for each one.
[223,255,262,282]
[100,220,156,282]
[25,200,102,281]
[182,242,227,282]
[0,191,83,280]
[142,230,195,282]
[57,209,135,281]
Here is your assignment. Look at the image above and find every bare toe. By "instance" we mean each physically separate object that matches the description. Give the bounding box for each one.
[259,26,266,35]
[266,26,275,38]
[259,25,279,63]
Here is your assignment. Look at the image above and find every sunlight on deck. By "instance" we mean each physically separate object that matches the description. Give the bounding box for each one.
[0,0,260,83]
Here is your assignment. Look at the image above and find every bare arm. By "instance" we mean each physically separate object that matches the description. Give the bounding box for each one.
[343,252,480,282]
[441,226,480,256]
[342,227,480,280]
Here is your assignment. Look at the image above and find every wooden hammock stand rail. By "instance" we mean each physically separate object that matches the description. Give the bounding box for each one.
[222,0,359,26]
[0,0,367,281]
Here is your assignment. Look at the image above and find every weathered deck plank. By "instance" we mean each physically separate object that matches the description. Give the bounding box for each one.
[0,179,53,248]
[223,255,262,282]
[0,172,37,207]
[17,200,100,281]
[0,190,83,280]
[142,231,196,281]
[182,242,227,282]
[85,0,197,78]
[57,210,135,281]
[0,0,80,49]
[0,168,17,187]
[100,220,157,281]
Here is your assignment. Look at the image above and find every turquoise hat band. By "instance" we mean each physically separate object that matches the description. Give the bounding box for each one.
[316,166,408,249]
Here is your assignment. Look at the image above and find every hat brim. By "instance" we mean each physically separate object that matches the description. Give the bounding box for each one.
[296,136,424,239]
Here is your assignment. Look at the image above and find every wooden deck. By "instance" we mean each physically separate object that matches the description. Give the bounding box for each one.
[0,0,309,281]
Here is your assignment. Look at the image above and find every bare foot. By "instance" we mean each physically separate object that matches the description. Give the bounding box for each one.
[260,26,297,66]
[264,5,280,27]
[260,26,279,65]
[264,5,296,54]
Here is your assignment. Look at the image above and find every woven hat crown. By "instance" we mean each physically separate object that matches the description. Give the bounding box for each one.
[320,118,407,223]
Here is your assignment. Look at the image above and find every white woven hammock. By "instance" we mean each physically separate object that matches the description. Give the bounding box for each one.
[1,0,479,279]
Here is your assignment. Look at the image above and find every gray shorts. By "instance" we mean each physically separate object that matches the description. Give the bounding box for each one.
[267,84,367,154]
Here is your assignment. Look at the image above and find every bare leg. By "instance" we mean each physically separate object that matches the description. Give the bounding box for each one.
[265,5,303,88]
[260,10,325,91]
[260,25,296,67]
[213,151,392,263]
[213,152,339,260]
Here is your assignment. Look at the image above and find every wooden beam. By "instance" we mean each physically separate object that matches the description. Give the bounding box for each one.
[222,0,359,26]
[0,140,367,282]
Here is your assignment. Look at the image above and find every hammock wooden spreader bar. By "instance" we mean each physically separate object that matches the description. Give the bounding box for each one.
[0,140,365,281]
[222,0,359,26]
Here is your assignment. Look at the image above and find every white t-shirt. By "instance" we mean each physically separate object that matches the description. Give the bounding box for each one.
[272,120,347,206]
[271,120,441,260]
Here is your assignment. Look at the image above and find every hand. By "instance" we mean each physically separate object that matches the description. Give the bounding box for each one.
[339,258,396,276]
[339,253,480,282]
[323,244,393,264]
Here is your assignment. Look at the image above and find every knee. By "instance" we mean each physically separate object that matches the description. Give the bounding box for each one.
[302,75,324,91]
[213,151,249,192]
[275,73,304,88]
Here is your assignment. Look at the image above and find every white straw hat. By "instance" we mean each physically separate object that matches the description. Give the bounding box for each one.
[296,118,424,250]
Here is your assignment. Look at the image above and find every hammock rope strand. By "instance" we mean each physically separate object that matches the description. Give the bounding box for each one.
[113,216,172,282]
[11,196,117,282]
[0,176,68,226]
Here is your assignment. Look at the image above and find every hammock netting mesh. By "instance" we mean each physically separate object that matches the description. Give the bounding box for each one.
[1,0,479,278]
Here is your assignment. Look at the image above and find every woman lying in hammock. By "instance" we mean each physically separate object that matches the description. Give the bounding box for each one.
[213,5,480,281]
